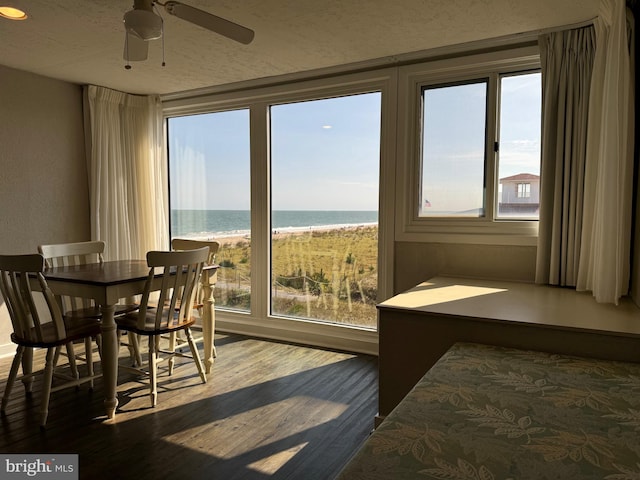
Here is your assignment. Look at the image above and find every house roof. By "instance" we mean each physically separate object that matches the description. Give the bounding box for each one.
[500,173,541,182]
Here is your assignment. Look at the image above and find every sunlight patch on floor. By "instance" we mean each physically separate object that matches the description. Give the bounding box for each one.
[211,347,357,393]
[163,396,348,458]
[247,442,309,475]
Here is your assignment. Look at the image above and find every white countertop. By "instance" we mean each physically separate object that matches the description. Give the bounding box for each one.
[378,276,640,336]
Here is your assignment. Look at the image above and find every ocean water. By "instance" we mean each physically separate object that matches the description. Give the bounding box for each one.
[171,210,378,239]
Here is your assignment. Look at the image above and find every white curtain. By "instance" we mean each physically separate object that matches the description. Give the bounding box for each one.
[536,0,635,305]
[577,0,635,304]
[84,85,168,261]
[535,26,596,287]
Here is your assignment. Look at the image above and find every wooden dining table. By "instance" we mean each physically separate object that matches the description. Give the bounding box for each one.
[41,259,218,419]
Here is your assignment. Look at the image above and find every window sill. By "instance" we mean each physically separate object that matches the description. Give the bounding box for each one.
[215,309,379,356]
[396,220,538,246]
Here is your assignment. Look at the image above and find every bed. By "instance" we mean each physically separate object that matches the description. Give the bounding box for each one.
[337,342,640,479]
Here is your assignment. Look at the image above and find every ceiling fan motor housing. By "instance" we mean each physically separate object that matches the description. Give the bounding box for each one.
[124,8,162,40]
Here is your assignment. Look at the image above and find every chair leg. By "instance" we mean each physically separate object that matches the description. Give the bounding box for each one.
[168,332,177,375]
[20,347,33,394]
[40,348,57,428]
[2,345,25,414]
[185,328,207,384]
[148,336,158,407]
[95,333,102,358]
[129,332,143,367]
[64,343,79,380]
[85,338,94,390]
[53,345,61,365]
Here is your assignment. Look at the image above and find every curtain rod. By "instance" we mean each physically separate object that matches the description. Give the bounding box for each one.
[162,17,602,103]
[531,17,598,37]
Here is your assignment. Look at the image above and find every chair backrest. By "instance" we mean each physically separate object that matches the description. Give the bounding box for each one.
[38,241,105,268]
[171,239,220,308]
[136,247,209,331]
[0,254,66,346]
[171,239,219,265]
[37,241,105,315]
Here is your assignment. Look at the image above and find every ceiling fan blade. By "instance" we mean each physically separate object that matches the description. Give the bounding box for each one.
[164,1,254,45]
[123,32,149,61]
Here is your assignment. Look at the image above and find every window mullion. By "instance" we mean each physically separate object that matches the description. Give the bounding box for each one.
[250,102,270,319]
[485,73,499,221]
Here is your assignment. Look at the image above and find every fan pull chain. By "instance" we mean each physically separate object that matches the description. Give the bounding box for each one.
[155,2,166,67]
[161,28,166,67]
[124,33,132,70]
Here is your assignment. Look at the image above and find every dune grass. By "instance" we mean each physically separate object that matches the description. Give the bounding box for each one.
[213,225,378,327]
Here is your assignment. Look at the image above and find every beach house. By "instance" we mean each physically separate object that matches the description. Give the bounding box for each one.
[0,0,638,477]
[498,173,540,216]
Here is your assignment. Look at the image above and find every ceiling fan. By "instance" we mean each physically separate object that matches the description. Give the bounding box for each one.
[123,0,254,68]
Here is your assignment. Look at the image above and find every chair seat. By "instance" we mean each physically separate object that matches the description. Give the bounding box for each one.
[10,317,101,348]
[116,312,195,336]
[64,303,139,319]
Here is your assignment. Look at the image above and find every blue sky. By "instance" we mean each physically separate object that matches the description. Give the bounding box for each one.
[498,73,542,179]
[422,81,487,214]
[168,92,381,211]
[168,75,539,214]
[168,109,251,210]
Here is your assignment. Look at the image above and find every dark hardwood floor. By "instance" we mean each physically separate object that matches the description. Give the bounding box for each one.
[0,333,378,480]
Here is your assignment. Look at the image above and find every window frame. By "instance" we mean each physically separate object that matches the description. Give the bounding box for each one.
[267,92,383,326]
[396,46,541,246]
[166,109,253,313]
[162,69,397,355]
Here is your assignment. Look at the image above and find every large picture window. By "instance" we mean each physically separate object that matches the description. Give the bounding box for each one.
[270,93,381,328]
[165,81,386,337]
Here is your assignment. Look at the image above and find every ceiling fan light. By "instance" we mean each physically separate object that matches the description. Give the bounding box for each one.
[123,9,162,40]
[0,6,28,20]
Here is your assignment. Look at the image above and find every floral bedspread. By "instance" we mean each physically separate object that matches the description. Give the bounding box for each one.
[336,342,640,480]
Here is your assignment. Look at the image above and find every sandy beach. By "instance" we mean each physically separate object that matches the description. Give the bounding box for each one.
[206,222,377,248]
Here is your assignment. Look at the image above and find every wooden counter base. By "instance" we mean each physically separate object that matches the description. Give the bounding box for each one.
[377,276,640,420]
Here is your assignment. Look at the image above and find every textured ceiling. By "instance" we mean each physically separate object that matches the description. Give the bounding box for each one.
[0,0,599,95]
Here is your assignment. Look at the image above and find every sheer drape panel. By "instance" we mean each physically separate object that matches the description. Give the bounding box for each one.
[85,85,168,261]
[577,0,635,304]
[535,27,596,286]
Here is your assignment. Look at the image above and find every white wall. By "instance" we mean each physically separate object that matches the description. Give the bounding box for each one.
[394,242,537,294]
[0,65,90,356]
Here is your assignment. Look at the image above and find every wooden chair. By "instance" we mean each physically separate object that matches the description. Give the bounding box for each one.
[170,239,220,365]
[38,241,142,366]
[115,247,209,407]
[0,253,102,428]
